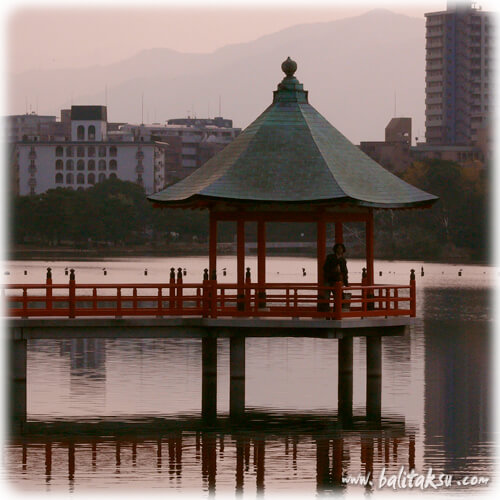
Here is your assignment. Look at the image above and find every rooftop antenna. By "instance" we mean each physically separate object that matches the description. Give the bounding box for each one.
[25,96,28,114]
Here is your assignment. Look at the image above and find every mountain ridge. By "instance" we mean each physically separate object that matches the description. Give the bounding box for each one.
[8,9,426,144]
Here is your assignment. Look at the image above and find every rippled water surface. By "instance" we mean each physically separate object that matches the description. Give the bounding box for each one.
[4,257,495,496]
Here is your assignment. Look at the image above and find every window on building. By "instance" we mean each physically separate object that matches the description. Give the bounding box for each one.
[66,159,74,170]
[77,146,85,157]
[55,159,63,170]
[98,159,106,171]
[77,160,85,171]
[55,173,63,184]
[109,146,117,157]
[66,146,73,157]
[109,173,117,180]
[66,173,74,184]
[55,146,63,157]
[98,146,106,157]
[98,173,106,183]
[88,146,95,157]
[88,125,96,140]
[77,125,85,140]
[88,173,95,185]
[109,159,117,170]
[88,160,95,171]
[77,173,85,184]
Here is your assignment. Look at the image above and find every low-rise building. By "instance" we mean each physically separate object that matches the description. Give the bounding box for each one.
[14,105,166,196]
[119,117,241,181]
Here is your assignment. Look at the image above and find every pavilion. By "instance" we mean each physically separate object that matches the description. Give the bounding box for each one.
[148,57,437,310]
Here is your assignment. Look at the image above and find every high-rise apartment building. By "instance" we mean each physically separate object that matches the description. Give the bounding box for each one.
[425,2,492,146]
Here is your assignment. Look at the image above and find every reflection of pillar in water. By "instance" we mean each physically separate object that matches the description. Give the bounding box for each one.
[338,337,353,422]
[366,336,382,421]
[316,438,330,491]
[292,436,298,471]
[195,432,201,461]
[235,437,245,494]
[115,441,121,474]
[384,437,390,466]
[244,439,250,472]
[132,441,137,467]
[202,434,217,495]
[167,434,183,478]
[45,442,52,483]
[22,443,27,472]
[202,338,217,421]
[409,435,415,470]
[361,437,374,492]
[68,442,75,487]
[168,437,175,478]
[331,437,344,486]
[157,439,162,472]
[393,438,399,462]
[255,438,265,494]
[176,435,183,477]
[230,336,245,418]
[92,442,97,471]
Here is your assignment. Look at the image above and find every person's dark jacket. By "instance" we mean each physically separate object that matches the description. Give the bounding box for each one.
[323,254,349,286]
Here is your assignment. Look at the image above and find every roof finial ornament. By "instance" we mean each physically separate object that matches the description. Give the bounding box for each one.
[281,57,297,78]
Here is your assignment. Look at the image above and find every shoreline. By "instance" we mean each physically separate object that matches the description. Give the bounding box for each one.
[5,245,489,266]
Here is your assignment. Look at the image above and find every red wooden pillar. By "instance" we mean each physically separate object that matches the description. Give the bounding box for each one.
[366,210,374,285]
[209,211,217,280]
[257,219,266,307]
[237,217,245,310]
[335,222,343,244]
[317,218,326,285]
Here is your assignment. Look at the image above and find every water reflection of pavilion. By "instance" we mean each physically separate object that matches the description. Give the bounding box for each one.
[9,416,414,494]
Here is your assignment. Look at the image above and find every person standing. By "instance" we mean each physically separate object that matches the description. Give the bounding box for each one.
[324,243,348,287]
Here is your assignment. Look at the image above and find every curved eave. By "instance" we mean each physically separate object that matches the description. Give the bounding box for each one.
[148,193,439,210]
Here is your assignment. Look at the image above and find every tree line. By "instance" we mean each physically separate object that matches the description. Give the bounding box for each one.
[9,160,488,262]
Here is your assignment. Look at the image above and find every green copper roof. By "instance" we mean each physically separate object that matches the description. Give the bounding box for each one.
[148,57,437,209]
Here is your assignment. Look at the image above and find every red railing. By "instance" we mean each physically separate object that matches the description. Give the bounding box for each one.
[3,268,417,320]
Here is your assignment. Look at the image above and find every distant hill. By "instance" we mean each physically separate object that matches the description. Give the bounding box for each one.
[7,9,425,144]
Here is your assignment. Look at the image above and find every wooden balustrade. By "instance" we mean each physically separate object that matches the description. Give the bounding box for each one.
[3,268,415,319]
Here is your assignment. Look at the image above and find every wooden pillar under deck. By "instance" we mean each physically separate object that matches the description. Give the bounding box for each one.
[338,336,353,422]
[230,336,245,418]
[9,335,27,428]
[202,337,217,421]
[366,335,382,421]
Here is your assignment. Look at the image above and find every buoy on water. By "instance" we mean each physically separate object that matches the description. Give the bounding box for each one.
[144,268,148,276]
[103,268,107,276]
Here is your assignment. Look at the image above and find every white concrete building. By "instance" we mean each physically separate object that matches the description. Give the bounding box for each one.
[16,106,166,195]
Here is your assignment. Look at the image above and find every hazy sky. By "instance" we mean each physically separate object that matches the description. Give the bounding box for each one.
[3,0,451,75]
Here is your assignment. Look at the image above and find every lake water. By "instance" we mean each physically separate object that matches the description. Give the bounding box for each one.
[3,257,495,497]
